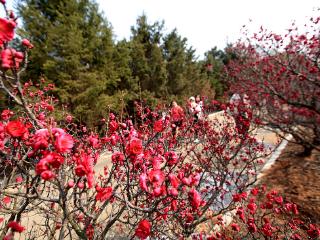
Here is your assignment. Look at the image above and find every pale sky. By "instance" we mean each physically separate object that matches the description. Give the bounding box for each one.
[97,0,319,58]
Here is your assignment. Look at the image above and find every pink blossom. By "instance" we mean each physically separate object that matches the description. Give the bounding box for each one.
[231,223,240,231]
[128,138,143,155]
[109,120,118,132]
[40,170,55,181]
[4,234,13,240]
[153,187,163,197]
[135,219,151,239]
[87,174,94,188]
[75,153,94,188]
[151,156,163,170]
[188,188,202,209]
[3,196,10,204]
[67,180,75,188]
[0,123,5,133]
[153,119,163,132]
[65,115,73,123]
[37,112,46,120]
[1,109,13,120]
[48,153,64,169]
[34,128,49,138]
[307,224,320,239]
[7,221,25,233]
[171,200,178,211]
[247,202,257,214]
[129,127,139,138]
[51,127,66,136]
[0,18,16,44]
[88,134,99,148]
[191,173,200,186]
[168,174,180,188]
[6,120,26,137]
[291,233,302,240]
[15,176,23,183]
[0,124,4,135]
[164,151,178,166]
[35,159,49,175]
[250,188,259,196]
[111,152,125,164]
[168,187,178,197]
[1,48,23,69]
[95,186,113,202]
[75,164,86,177]
[148,170,165,187]
[139,173,148,191]
[31,129,49,153]
[236,207,246,222]
[261,222,274,237]
[247,218,257,233]
[182,176,192,186]
[54,133,74,153]
[274,196,283,204]
[21,38,33,49]
[233,192,247,202]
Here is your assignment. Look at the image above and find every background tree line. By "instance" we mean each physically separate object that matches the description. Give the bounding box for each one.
[10,0,230,127]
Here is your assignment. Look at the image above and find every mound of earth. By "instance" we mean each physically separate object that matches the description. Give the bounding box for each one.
[258,142,320,223]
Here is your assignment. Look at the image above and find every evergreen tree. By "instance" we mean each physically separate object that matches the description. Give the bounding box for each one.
[130,14,167,97]
[113,40,136,92]
[202,47,226,98]
[93,39,138,118]
[162,29,205,97]
[162,29,188,95]
[17,2,221,123]
[17,0,117,125]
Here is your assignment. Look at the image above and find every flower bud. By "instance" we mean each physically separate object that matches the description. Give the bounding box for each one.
[67,180,75,188]
[22,39,34,49]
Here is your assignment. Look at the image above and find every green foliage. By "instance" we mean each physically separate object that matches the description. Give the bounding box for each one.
[113,40,137,92]
[130,14,167,97]
[162,29,192,95]
[16,1,228,126]
[199,45,239,100]
[17,0,117,125]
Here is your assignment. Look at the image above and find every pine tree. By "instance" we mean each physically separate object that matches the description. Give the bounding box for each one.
[162,29,188,95]
[17,0,117,125]
[130,14,167,97]
[162,29,199,96]
[202,47,226,98]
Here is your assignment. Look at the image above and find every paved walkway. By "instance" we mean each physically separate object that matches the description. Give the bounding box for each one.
[96,111,282,175]
[203,111,289,231]
[17,111,285,239]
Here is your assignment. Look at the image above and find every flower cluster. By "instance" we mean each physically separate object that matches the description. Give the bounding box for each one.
[0,1,318,239]
[206,186,320,239]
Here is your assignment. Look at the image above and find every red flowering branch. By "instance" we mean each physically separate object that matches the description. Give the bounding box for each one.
[224,15,320,155]
[0,2,318,239]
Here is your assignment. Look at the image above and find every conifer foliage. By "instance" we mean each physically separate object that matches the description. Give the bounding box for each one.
[17,1,224,126]
[17,0,117,124]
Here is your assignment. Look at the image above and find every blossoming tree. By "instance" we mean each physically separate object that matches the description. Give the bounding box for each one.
[225,16,320,155]
[0,1,319,239]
